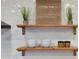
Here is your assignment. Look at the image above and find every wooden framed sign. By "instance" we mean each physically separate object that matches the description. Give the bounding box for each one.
[36,0,61,25]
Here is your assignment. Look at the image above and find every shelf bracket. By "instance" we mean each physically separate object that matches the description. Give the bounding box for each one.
[22,27,26,35]
[22,51,26,56]
[73,50,77,56]
[73,27,76,35]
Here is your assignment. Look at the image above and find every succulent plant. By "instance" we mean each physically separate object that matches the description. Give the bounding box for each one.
[66,6,73,24]
[20,7,30,21]
[67,7,72,21]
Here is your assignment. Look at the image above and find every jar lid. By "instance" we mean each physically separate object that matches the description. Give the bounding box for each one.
[64,41,70,43]
[58,41,63,43]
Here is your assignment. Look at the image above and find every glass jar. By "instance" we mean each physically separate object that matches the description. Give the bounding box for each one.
[64,41,70,48]
[58,41,64,48]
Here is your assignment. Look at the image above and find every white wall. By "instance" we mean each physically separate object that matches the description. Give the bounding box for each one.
[1,0,78,59]
[1,28,11,59]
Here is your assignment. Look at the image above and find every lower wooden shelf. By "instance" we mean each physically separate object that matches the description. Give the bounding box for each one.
[16,46,78,56]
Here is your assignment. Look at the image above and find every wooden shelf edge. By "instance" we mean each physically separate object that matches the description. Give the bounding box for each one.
[16,47,78,56]
[16,47,78,51]
[17,24,78,28]
[17,24,78,35]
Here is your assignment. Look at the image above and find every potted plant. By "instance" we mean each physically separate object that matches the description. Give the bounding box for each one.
[20,7,30,24]
[66,6,73,24]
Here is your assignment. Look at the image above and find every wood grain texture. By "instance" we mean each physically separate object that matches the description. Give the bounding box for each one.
[17,24,78,35]
[16,47,78,51]
[17,24,78,28]
[16,46,78,56]
[36,0,61,25]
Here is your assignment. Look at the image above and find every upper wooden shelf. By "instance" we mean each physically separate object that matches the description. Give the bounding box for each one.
[17,24,78,28]
[17,24,78,35]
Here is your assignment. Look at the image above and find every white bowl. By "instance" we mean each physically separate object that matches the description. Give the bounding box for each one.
[27,39,36,48]
[41,39,51,48]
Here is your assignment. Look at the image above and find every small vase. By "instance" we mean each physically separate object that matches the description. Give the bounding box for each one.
[23,21,28,25]
[68,20,73,24]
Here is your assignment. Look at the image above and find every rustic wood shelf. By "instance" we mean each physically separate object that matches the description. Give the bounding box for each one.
[16,46,78,56]
[17,24,78,35]
[17,24,78,28]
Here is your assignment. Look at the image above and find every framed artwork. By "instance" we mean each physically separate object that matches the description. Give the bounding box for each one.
[36,0,61,25]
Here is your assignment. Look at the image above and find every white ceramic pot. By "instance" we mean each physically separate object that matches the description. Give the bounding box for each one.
[50,40,54,48]
[41,39,51,48]
[36,40,42,47]
[23,21,28,25]
[27,39,36,48]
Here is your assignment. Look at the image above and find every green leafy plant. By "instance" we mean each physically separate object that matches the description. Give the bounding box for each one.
[67,6,73,24]
[20,7,30,22]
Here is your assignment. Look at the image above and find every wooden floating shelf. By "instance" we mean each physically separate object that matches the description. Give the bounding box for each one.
[17,24,78,28]
[17,24,78,35]
[16,46,78,56]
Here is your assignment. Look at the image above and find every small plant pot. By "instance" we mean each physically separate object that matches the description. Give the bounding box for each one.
[68,20,73,24]
[23,21,28,25]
